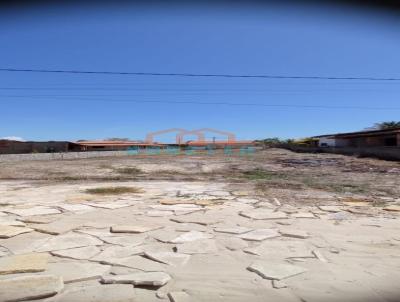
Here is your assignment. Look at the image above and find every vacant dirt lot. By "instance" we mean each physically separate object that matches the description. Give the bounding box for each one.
[0,149,400,302]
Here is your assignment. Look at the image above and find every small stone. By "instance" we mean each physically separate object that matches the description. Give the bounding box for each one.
[383,205,400,212]
[329,248,340,254]
[144,251,190,266]
[101,272,171,287]
[272,280,288,289]
[171,231,213,244]
[240,210,287,220]
[35,232,103,252]
[176,239,218,254]
[5,206,61,217]
[0,253,49,275]
[238,229,280,241]
[53,284,135,302]
[0,275,63,302]
[46,261,110,283]
[168,291,191,302]
[50,246,101,260]
[248,261,307,280]
[111,225,163,233]
[0,225,33,238]
[272,198,281,206]
[312,249,328,263]
[279,229,310,239]
[214,226,252,234]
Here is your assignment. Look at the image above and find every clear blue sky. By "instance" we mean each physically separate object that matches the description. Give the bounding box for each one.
[1,2,400,142]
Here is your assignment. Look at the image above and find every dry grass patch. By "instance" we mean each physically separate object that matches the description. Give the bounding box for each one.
[85,186,143,195]
[115,167,142,174]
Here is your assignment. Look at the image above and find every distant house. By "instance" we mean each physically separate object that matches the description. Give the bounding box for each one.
[73,140,161,151]
[0,140,79,154]
[315,127,400,148]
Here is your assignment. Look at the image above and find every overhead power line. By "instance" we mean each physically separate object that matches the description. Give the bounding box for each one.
[2,94,400,110]
[1,68,400,81]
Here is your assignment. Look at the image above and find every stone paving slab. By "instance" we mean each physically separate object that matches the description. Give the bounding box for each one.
[0,274,63,302]
[5,206,61,217]
[239,210,288,220]
[45,261,111,283]
[238,229,281,241]
[248,261,307,281]
[144,251,190,266]
[110,225,163,233]
[50,246,102,260]
[176,239,219,254]
[0,225,34,238]
[48,284,135,302]
[102,255,168,272]
[35,232,103,252]
[0,253,49,275]
[101,272,171,287]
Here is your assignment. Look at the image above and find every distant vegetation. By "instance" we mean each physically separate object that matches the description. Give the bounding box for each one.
[370,121,400,130]
[85,186,143,195]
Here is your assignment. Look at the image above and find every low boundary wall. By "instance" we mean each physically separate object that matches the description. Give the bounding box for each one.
[284,146,400,161]
[0,151,128,162]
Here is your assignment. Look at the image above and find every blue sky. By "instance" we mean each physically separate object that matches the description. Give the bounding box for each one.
[1,2,400,142]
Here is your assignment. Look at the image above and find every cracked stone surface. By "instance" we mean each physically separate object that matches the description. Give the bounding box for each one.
[1,151,400,301]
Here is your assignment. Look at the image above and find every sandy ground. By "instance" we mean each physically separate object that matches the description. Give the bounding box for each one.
[0,149,400,302]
